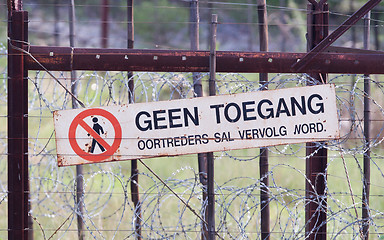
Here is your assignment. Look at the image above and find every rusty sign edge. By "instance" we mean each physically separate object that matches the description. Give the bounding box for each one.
[54,84,339,166]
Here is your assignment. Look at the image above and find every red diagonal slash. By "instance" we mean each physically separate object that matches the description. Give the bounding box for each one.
[68,108,122,163]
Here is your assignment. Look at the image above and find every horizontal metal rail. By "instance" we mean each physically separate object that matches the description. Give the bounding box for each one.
[25,46,384,74]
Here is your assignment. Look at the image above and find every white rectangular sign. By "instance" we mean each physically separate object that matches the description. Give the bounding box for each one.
[54,84,339,166]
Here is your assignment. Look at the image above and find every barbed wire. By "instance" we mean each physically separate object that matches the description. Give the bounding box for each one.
[0,51,377,238]
[2,2,384,238]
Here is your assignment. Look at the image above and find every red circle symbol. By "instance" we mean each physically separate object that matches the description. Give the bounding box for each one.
[68,108,122,162]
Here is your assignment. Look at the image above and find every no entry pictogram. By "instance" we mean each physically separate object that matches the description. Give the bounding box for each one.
[68,108,122,162]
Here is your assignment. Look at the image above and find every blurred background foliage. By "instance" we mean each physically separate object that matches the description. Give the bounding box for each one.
[0,0,381,51]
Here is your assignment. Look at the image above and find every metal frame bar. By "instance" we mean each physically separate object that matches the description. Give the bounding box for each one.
[8,10,30,240]
[25,46,384,74]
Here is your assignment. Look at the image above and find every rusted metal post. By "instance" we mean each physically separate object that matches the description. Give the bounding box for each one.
[188,1,208,238]
[7,0,22,13]
[69,0,76,48]
[8,9,30,240]
[362,11,371,240]
[127,0,134,51]
[127,1,141,239]
[350,0,357,48]
[190,0,200,64]
[373,10,380,50]
[207,14,217,240]
[209,15,217,97]
[257,0,270,239]
[305,2,328,240]
[101,0,109,48]
[154,0,160,45]
[68,1,85,239]
[130,158,141,240]
[280,0,287,52]
[206,2,213,50]
[257,0,268,52]
[247,0,254,51]
[54,0,60,46]
[349,0,356,108]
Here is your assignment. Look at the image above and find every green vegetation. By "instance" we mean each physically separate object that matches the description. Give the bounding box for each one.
[135,0,189,47]
[2,0,384,238]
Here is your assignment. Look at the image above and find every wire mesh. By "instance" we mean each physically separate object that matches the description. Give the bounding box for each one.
[4,58,381,239]
[3,1,384,239]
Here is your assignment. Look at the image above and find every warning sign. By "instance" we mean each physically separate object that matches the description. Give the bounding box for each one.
[67,108,122,162]
[54,84,340,166]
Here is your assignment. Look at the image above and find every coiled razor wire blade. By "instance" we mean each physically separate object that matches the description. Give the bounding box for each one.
[1,52,384,239]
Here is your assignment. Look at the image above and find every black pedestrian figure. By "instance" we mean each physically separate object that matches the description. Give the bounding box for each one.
[90,117,105,153]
